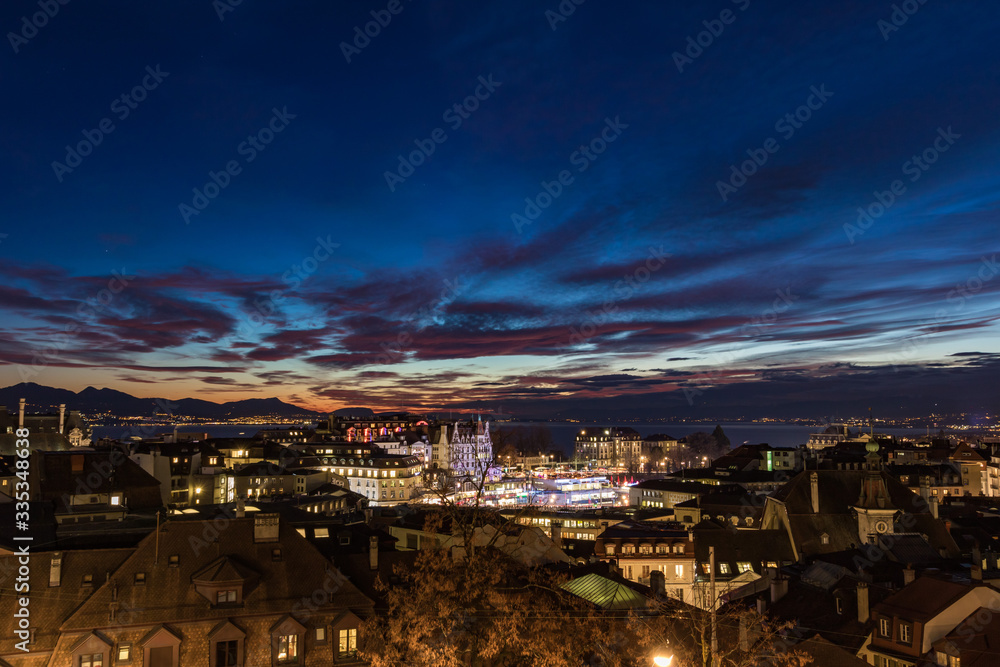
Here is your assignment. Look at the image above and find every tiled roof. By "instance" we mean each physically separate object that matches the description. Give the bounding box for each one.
[693,529,795,565]
[769,469,960,557]
[60,517,372,631]
[0,548,134,655]
[873,576,972,621]
[796,634,871,666]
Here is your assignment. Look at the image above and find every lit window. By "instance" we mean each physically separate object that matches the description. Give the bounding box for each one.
[80,654,103,667]
[339,628,357,655]
[899,623,912,644]
[276,634,298,663]
[316,628,326,643]
[217,590,237,604]
[674,564,684,577]
[718,563,730,575]
[117,644,132,661]
[879,618,891,637]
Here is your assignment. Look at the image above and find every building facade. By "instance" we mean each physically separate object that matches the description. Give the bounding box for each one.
[574,427,642,469]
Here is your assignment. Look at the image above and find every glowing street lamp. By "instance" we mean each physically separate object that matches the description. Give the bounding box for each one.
[653,654,674,666]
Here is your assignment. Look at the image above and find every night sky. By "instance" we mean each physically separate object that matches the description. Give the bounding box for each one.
[2,1,999,419]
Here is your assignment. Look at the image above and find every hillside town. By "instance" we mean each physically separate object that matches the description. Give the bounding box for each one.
[4,398,1000,666]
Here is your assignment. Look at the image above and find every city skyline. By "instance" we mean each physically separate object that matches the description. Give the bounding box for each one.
[2,1,999,418]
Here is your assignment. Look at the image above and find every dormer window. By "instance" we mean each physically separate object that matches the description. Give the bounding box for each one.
[134,572,145,585]
[271,615,306,665]
[276,634,298,663]
[217,590,238,604]
[192,555,258,608]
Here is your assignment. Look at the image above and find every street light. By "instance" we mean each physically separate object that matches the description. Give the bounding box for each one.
[652,654,673,666]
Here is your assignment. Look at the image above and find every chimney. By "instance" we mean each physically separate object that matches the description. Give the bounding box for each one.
[649,570,665,598]
[18,398,25,428]
[739,613,749,652]
[902,565,915,586]
[919,476,930,501]
[253,513,280,543]
[49,552,63,587]
[551,520,563,548]
[369,535,379,571]
[756,596,766,615]
[235,497,245,518]
[58,404,66,434]
[930,495,939,518]
[857,582,869,623]
[810,472,820,513]
[770,576,788,603]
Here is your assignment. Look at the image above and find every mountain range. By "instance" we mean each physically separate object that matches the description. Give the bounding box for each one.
[0,383,324,420]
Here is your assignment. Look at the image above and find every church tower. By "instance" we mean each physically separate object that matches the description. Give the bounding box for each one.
[853,412,897,544]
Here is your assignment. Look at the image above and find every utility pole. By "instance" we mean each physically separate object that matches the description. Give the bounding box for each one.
[710,545,718,666]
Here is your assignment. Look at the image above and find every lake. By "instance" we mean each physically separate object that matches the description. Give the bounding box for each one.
[92,421,942,460]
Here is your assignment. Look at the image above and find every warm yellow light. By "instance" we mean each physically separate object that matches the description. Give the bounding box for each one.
[653,657,673,667]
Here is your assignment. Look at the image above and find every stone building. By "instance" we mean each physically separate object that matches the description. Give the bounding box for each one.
[0,513,373,666]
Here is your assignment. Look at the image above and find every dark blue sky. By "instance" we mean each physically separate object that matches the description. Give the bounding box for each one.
[2,0,999,419]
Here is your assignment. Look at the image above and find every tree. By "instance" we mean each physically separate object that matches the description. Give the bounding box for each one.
[359,425,810,666]
[712,424,732,453]
[686,431,718,463]
[490,427,520,468]
[624,599,813,667]
[358,442,615,666]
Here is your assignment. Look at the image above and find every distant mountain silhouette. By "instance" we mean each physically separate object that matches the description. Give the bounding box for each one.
[0,383,323,419]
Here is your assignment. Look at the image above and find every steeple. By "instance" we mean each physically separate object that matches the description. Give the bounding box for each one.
[865,406,880,471]
[859,408,889,509]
